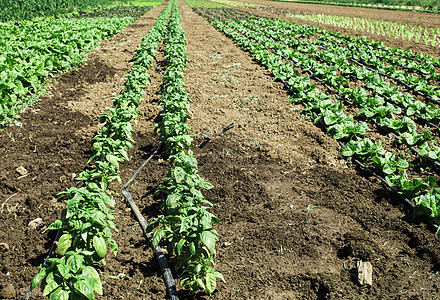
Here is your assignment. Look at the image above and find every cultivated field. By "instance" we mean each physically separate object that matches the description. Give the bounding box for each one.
[1,0,440,299]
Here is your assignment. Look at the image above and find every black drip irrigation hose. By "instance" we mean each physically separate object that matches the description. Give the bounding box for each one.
[22,229,62,300]
[155,59,167,74]
[121,141,179,300]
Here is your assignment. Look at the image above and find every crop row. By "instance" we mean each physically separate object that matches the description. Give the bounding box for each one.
[0,14,137,129]
[147,0,224,294]
[0,0,116,21]
[190,2,440,231]
[278,0,440,13]
[201,7,440,169]
[291,13,440,47]
[28,2,172,299]
[209,8,440,105]
[226,14,440,164]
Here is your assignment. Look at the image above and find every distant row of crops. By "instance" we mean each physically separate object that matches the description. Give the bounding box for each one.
[0,1,158,130]
[0,0,115,21]
[291,13,440,47]
[276,0,440,13]
[0,0,164,21]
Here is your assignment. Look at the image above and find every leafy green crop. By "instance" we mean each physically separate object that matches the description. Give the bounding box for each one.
[0,0,118,21]
[147,1,224,294]
[414,189,440,233]
[0,15,134,129]
[29,2,172,298]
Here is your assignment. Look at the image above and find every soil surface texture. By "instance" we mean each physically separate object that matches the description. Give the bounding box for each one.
[1,0,440,299]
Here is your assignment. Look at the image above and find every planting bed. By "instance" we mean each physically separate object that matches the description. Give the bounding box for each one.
[1,0,440,299]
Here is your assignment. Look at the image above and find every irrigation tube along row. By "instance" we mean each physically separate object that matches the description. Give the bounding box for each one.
[121,141,179,300]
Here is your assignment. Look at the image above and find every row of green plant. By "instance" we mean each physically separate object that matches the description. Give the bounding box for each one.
[146,0,224,294]
[273,0,440,13]
[29,3,172,299]
[211,0,263,7]
[290,13,440,47]
[205,6,440,74]
[228,16,440,161]
[0,16,135,129]
[303,17,440,68]
[0,0,122,21]
[69,5,154,18]
[186,0,226,8]
[209,7,440,96]
[253,13,440,106]
[308,33,440,87]
[255,15,440,102]
[191,3,440,231]
[203,8,440,166]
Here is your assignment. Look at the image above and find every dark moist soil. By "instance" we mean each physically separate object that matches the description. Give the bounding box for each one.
[1,0,440,299]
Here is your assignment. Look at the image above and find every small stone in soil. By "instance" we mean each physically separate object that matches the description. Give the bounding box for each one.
[28,218,43,230]
[16,166,28,176]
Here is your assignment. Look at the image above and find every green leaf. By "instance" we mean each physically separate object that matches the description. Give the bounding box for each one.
[203,181,213,189]
[42,271,59,296]
[31,268,47,290]
[176,238,186,255]
[93,235,107,259]
[83,266,103,295]
[57,263,70,280]
[200,231,216,254]
[152,227,165,248]
[57,233,72,256]
[396,159,409,169]
[74,279,95,300]
[190,241,196,255]
[108,238,118,256]
[215,271,226,283]
[49,287,69,300]
[166,193,180,208]
[45,219,63,232]
[382,163,395,175]
[205,272,217,294]
[340,145,354,157]
[106,154,120,169]
[427,176,436,187]
[173,167,186,183]
[67,254,84,274]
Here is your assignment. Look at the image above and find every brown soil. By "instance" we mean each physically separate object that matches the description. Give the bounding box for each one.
[1,0,440,299]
